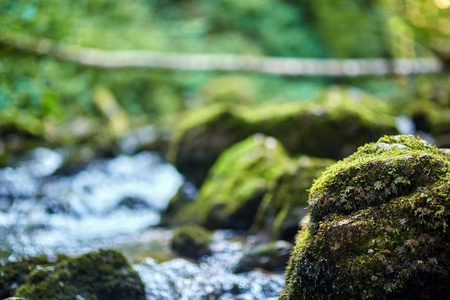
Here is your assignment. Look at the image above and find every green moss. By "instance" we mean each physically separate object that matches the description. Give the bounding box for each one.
[173,134,292,230]
[171,224,212,260]
[0,254,67,299]
[281,135,450,299]
[169,88,398,186]
[14,250,146,300]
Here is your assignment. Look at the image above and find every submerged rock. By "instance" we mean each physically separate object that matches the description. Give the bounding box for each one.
[170,134,292,230]
[169,89,397,186]
[170,224,212,260]
[281,135,450,299]
[233,240,293,274]
[13,250,146,300]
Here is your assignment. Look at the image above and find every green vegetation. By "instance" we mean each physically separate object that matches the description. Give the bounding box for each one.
[0,0,448,154]
[167,134,332,237]
[281,135,450,299]
[171,134,292,230]
[0,254,67,299]
[169,88,398,185]
[0,1,449,298]
[13,250,146,300]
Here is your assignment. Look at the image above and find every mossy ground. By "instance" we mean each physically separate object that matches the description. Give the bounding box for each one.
[281,135,450,299]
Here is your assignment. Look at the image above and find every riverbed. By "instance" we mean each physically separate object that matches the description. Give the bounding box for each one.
[0,147,284,299]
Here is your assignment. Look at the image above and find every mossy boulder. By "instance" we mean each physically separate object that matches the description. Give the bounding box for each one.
[13,250,146,300]
[171,224,212,260]
[169,89,397,186]
[252,156,335,241]
[281,135,450,299]
[170,134,292,230]
[0,254,67,299]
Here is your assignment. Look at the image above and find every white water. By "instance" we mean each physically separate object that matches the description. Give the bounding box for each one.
[0,148,285,299]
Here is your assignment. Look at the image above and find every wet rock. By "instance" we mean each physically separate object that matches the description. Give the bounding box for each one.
[233,240,293,274]
[170,224,212,260]
[281,135,450,299]
[14,250,146,300]
[252,156,335,241]
[171,134,292,230]
[117,196,151,210]
[169,88,397,186]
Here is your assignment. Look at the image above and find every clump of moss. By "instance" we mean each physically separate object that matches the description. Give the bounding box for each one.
[171,134,292,230]
[14,250,146,300]
[252,156,335,241]
[171,224,212,260]
[169,89,398,186]
[0,254,67,299]
[281,135,450,299]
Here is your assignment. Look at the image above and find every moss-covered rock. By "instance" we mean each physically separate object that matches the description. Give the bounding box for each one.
[0,254,67,299]
[169,89,398,186]
[252,156,335,241]
[168,103,252,186]
[13,250,146,300]
[232,240,293,274]
[171,134,292,230]
[171,224,212,260]
[281,135,450,299]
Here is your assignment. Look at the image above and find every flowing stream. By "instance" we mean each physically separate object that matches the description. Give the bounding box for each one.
[0,148,284,299]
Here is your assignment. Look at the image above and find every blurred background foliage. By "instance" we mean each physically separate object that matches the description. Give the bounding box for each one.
[0,0,448,145]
